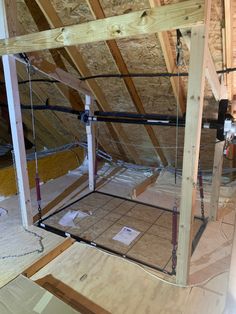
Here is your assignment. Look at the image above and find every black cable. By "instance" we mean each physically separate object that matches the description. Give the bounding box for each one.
[0,67,236,85]
[0,79,59,85]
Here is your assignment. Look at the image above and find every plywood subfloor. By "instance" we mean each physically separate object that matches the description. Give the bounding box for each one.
[42,191,204,273]
[0,173,85,288]
[31,242,228,314]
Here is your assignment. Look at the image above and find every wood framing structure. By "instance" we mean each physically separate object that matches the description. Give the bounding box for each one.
[176,0,212,285]
[0,0,236,304]
[0,0,32,227]
[0,1,205,55]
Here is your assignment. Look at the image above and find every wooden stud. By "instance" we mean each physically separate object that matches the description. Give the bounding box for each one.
[224,202,236,313]
[34,0,141,164]
[0,0,32,227]
[176,1,212,286]
[22,238,75,278]
[181,28,221,101]
[0,0,204,56]
[210,141,224,221]
[87,0,167,166]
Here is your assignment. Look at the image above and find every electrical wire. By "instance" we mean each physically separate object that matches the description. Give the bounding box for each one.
[0,66,236,85]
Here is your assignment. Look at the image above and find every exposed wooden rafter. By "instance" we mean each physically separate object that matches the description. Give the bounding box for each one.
[86,0,167,165]
[15,7,129,161]
[0,0,204,56]
[149,0,186,114]
[34,0,142,164]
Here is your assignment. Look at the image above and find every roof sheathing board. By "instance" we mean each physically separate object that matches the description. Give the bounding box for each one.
[14,0,226,168]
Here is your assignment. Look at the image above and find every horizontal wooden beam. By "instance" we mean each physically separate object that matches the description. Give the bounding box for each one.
[15,51,92,96]
[132,171,159,198]
[22,238,75,278]
[34,0,141,164]
[0,0,204,56]
[87,0,167,166]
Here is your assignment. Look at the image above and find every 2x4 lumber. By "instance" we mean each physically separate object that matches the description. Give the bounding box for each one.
[0,0,32,227]
[210,141,224,221]
[132,171,159,199]
[148,0,186,114]
[16,63,72,146]
[0,1,204,56]
[176,0,212,286]
[22,238,75,278]
[86,0,167,166]
[16,22,126,160]
[35,275,111,314]
[224,0,233,100]
[34,0,141,165]
[23,0,84,109]
[180,28,221,101]
[33,174,88,223]
[224,205,236,313]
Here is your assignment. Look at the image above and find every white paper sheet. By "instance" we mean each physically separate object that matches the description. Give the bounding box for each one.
[59,210,89,227]
[113,226,140,246]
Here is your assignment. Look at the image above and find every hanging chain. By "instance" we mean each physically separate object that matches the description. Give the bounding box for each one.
[0,228,44,260]
[171,30,184,275]
[198,161,205,220]
[176,29,184,67]
[26,61,42,221]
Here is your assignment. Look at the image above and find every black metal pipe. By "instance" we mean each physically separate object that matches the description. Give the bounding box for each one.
[2,103,223,131]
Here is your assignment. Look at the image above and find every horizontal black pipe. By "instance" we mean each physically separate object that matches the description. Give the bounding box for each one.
[0,103,223,130]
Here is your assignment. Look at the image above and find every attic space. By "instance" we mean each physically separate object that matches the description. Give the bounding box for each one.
[0,0,236,313]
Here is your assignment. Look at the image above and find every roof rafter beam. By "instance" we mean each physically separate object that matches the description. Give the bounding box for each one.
[148,0,186,114]
[86,0,167,166]
[0,0,204,56]
[34,0,140,164]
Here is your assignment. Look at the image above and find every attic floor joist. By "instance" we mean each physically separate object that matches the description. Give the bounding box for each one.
[1,168,234,313]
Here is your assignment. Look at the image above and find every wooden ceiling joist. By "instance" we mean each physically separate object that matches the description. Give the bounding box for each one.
[0,0,204,56]
[87,0,167,166]
[149,0,186,114]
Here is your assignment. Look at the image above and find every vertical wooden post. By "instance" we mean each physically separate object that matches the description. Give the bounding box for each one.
[0,0,32,226]
[224,202,236,313]
[210,84,227,221]
[85,95,96,191]
[176,1,211,285]
[210,141,224,220]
